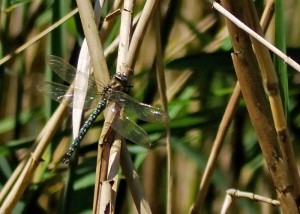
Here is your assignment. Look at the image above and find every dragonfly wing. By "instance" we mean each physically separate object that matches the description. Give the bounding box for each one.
[47,55,98,89]
[112,91,168,123]
[110,109,151,148]
[38,81,101,109]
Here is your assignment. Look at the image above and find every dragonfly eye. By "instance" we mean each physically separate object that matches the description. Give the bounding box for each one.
[114,72,133,93]
[115,72,128,83]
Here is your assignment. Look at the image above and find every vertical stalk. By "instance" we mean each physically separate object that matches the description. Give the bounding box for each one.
[221,0,299,212]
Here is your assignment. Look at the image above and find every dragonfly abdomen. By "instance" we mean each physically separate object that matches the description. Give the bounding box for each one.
[62,99,107,164]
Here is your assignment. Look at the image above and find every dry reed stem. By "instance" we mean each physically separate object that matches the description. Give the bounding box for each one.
[0,103,68,213]
[93,0,136,212]
[220,0,298,212]
[213,2,300,73]
[189,2,275,212]
[89,1,156,212]
[76,0,110,87]
[100,1,123,42]
[109,0,145,211]
[125,0,159,69]
[72,1,104,138]
[116,0,133,76]
[120,141,152,213]
[97,0,159,212]
[90,18,143,210]
[74,1,112,212]
[117,2,159,212]
[0,8,79,66]
[94,0,160,212]
[95,0,159,212]
[0,159,26,204]
[221,189,280,214]
[243,0,300,204]
[97,138,122,213]
[189,82,241,214]
[103,12,141,59]
[0,1,136,212]
[260,0,275,34]
[153,7,172,214]
[232,54,298,213]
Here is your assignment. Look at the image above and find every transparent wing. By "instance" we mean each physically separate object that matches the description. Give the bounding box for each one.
[111,91,168,123]
[48,55,98,89]
[38,81,101,109]
[110,108,151,148]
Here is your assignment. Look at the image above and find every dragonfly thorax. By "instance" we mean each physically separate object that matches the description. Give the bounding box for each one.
[105,73,130,94]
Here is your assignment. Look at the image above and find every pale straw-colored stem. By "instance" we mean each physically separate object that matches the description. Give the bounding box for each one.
[213,2,300,72]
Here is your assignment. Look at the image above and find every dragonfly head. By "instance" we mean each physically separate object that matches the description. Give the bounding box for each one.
[110,73,132,93]
[114,72,128,84]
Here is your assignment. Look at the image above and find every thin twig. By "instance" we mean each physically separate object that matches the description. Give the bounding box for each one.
[212,2,300,73]
[260,0,275,34]
[221,189,280,214]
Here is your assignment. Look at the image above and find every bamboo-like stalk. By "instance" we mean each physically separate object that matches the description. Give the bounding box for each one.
[107,0,134,210]
[116,0,133,76]
[212,2,300,73]
[72,0,104,141]
[120,140,152,213]
[93,0,135,212]
[118,2,159,211]
[220,0,298,212]
[244,0,300,197]
[125,0,159,69]
[189,2,275,212]
[221,189,280,213]
[64,1,105,213]
[73,2,114,213]
[93,0,159,212]
[260,0,275,34]
[92,25,141,212]
[243,0,300,202]
[75,0,110,88]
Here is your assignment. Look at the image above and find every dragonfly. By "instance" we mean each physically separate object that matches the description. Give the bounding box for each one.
[38,55,167,164]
